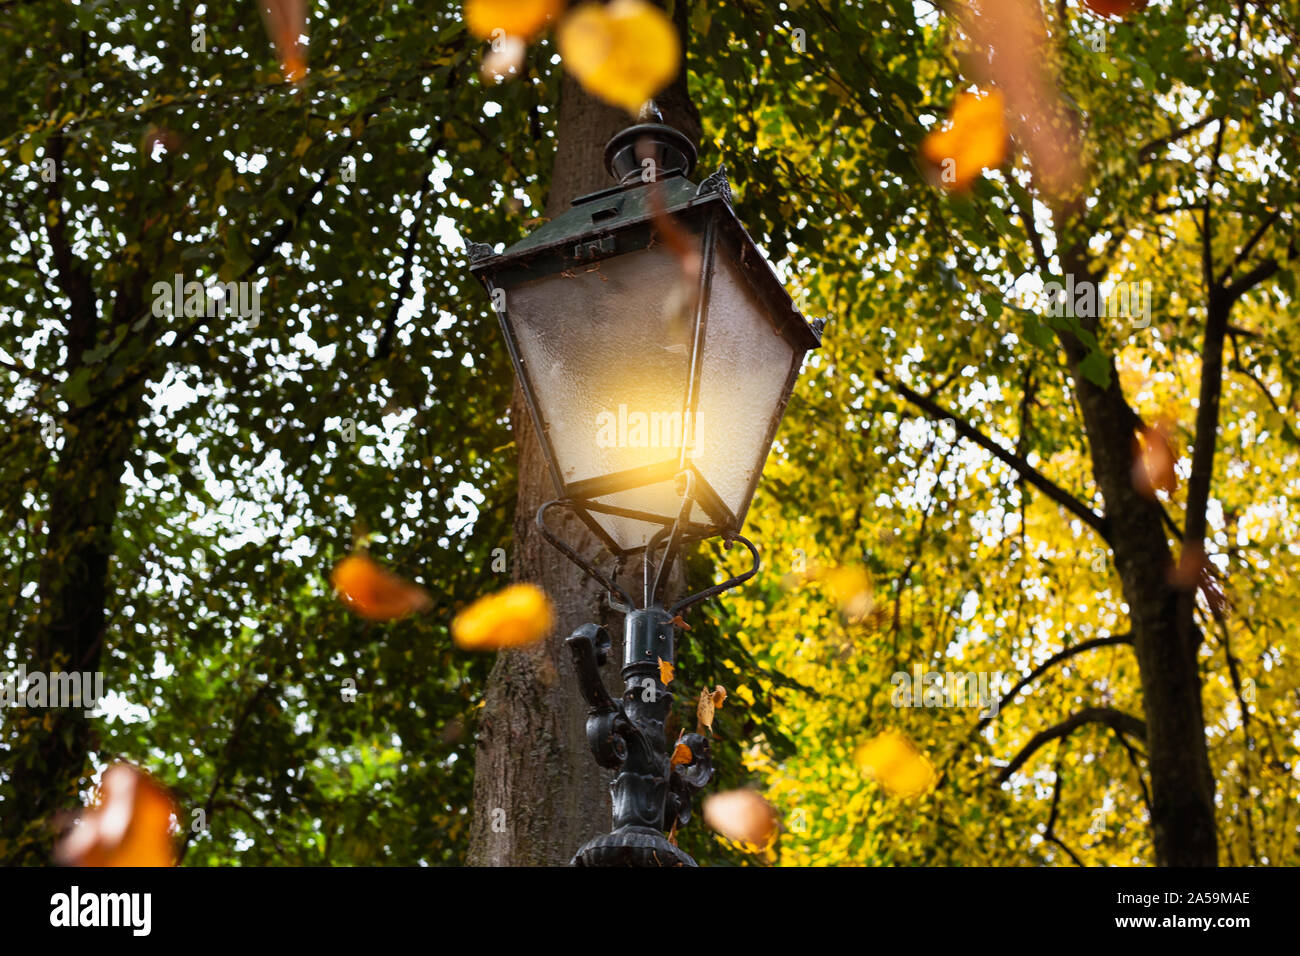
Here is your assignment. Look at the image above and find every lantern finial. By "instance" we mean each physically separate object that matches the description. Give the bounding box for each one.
[603,114,698,185]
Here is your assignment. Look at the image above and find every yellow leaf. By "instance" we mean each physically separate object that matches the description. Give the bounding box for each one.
[854,731,936,798]
[658,657,674,685]
[558,0,680,114]
[451,583,554,651]
[822,565,874,624]
[464,0,563,40]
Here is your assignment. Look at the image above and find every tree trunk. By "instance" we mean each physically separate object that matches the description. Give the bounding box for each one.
[7,383,144,863]
[4,164,149,860]
[468,22,701,866]
[1058,249,1219,866]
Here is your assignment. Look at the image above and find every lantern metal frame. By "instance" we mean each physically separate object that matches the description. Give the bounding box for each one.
[467,110,825,866]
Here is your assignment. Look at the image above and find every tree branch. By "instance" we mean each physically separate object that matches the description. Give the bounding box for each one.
[997,707,1146,784]
[978,635,1132,732]
[1219,208,1282,286]
[1044,746,1086,866]
[1137,113,1219,163]
[879,373,1111,542]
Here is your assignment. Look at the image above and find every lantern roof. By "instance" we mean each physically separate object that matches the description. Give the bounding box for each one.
[468,160,824,353]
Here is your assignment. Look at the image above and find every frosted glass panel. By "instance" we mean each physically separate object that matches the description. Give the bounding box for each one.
[589,512,665,553]
[507,246,694,489]
[690,253,801,520]
[587,479,707,551]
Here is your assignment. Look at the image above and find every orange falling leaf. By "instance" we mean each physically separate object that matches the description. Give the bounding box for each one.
[259,0,308,83]
[711,685,727,710]
[451,583,555,651]
[658,657,674,686]
[920,89,1008,192]
[1169,544,1229,615]
[956,0,1081,196]
[331,554,432,621]
[702,789,778,849]
[670,740,693,768]
[557,0,680,114]
[55,764,178,867]
[1132,419,1178,499]
[855,731,936,798]
[1083,0,1149,19]
[464,0,563,40]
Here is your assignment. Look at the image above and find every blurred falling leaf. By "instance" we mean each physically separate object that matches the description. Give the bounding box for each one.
[702,789,778,848]
[920,89,1008,192]
[452,583,555,651]
[670,740,693,768]
[711,685,727,710]
[855,731,936,798]
[1132,420,1178,499]
[1083,0,1149,18]
[259,0,308,83]
[332,554,432,621]
[480,33,527,81]
[536,653,559,686]
[1169,544,1229,615]
[645,178,703,349]
[464,0,563,40]
[956,0,1081,195]
[140,125,182,159]
[558,0,680,114]
[822,565,875,625]
[55,764,177,867]
[658,657,674,685]
[439,718,465,745]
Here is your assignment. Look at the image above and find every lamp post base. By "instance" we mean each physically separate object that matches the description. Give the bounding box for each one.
[571,826,697,867]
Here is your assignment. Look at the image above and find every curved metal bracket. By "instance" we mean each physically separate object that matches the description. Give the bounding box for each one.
[537,499,635,613]
[566,624,634,769]
[668,532,761,617]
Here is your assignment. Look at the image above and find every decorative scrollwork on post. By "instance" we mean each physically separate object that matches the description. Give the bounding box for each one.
[542,498,759,867]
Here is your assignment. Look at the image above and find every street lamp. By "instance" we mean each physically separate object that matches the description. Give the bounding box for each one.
[468,108,823,866]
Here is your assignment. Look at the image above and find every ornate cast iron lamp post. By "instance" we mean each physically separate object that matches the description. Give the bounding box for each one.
[468,108,823,866]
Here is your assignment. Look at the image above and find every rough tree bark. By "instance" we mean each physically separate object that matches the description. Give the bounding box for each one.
[1055,242,1219,866]
[467,16,701,866]
[5,167,148,859]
